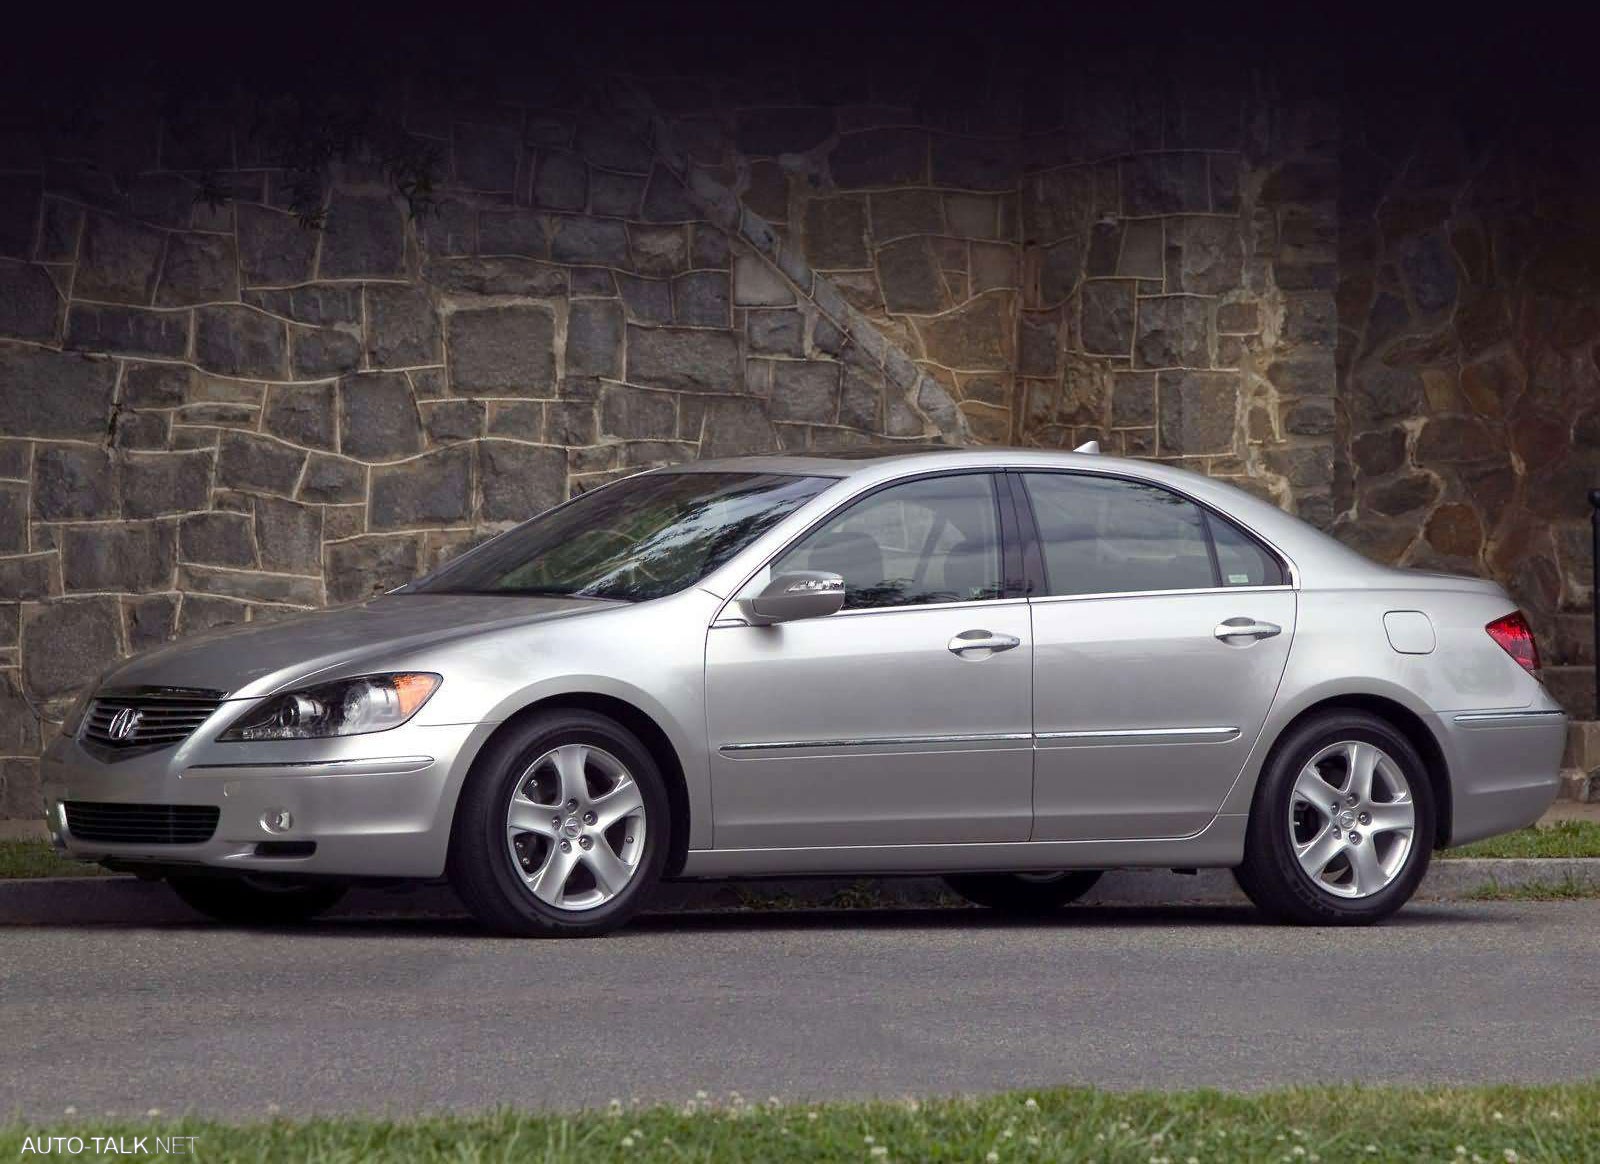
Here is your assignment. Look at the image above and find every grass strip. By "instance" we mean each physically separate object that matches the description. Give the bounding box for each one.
[0,839,107,879]
[1465,876,1600,902]
[1442,820,1600,860]
[4,1084,1597,1163]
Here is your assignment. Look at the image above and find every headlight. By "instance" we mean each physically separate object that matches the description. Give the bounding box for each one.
[219,673,441,742]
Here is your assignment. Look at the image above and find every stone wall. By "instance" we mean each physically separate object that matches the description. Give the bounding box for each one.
[1335,97,1600,718]
[0,40,1596,820]
[0,79,961,818]
[627,58,1339,528]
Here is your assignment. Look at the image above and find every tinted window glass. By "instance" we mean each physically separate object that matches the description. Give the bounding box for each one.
[1208,513,1285,586]
[774,474,1002,610]
[1022,473,1215,596]
[410,472,831,602]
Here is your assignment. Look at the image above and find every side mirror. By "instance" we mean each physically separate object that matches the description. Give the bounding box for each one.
[740,571,846,625]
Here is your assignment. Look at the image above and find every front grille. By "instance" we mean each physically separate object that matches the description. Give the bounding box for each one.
[64,801,220,845]
[82,688,224,750]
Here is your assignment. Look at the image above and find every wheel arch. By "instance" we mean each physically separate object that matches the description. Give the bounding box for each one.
[1256,693,1454,847]
[449,692,694,879]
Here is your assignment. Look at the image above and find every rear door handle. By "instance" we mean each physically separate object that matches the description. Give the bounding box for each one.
[1214,617,1282,642]
[947,629,1022,657]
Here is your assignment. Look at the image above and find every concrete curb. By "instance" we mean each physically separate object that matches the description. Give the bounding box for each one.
[1,858,1597,925]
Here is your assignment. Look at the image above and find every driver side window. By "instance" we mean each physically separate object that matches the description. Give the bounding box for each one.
[772,473,1003,610]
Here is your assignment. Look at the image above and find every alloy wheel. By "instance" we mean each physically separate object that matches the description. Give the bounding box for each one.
[504,743,647,911]
[1288,739,1416,899]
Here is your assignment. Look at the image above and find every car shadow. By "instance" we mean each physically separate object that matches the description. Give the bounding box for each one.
[103,898,1497,940]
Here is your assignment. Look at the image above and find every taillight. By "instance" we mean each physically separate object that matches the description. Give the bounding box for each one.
[1486,611,1540,673]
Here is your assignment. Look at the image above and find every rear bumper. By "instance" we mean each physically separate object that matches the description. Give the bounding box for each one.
[41,721,494,879]
[1432,705,1567,846]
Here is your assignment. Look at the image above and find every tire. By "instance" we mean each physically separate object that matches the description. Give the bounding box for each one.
[943,870,1103,914]
[448,709,669,937]
[168,875,346,925]
[1234,710,1435,926]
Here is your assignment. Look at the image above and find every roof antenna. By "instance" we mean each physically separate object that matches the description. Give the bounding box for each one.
[1073,440,1100,454]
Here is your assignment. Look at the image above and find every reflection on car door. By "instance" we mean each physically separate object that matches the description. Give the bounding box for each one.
[704,472,1035,849]
[1019,472,1296,840]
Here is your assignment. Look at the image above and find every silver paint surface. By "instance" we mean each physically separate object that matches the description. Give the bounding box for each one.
[39,447,1564,879]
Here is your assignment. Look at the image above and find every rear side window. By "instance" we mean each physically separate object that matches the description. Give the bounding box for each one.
[1020,473,1284,596]
[1022,474,1212,595]
[1208,512,1286,586]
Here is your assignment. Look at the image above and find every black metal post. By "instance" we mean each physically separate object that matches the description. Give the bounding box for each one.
[1591,489,1600,719]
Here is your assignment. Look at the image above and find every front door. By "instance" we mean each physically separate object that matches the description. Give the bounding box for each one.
[1018,471,1297,840]
[705,472,1034,849]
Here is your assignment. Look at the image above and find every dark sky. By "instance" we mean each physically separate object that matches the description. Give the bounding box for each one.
[2,2,1593,139]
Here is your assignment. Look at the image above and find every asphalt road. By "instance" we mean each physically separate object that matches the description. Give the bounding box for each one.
[5,901,1598,1119]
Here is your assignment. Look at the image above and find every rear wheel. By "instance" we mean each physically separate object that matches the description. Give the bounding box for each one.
[168,875,346,925]
[1234,710,1434,925]
[943,870,1103,914]
[448,710,669,937]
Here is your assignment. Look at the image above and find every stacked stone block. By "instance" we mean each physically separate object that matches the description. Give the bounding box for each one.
[0,90,955,818]
[625,63,1339,528]
[1336,101,1600,717]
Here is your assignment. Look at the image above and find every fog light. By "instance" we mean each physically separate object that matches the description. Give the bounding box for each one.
[260,808,294,834]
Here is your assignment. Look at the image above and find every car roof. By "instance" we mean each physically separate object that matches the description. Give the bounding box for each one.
[681,445,1027,477]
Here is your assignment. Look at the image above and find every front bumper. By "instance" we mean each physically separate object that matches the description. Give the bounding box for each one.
[41,719,495,879]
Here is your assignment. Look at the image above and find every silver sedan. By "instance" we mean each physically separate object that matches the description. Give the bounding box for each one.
[40,447,1565,934]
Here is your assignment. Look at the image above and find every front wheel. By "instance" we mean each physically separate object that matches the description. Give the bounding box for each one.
[448,710,669,937]
[169,875,346,925]
[1234,710,1435,925]
[943,870,1104,914]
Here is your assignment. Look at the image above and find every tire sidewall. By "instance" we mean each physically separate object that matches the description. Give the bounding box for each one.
[1251,713,1435,923]
[455,711,670,934]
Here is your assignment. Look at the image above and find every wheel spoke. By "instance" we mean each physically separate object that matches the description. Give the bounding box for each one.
[1293,765,1344,815]
[1347,839,1387,895]
[1347,742,1379,802]
[506,795,561,838]
[1365,799,1415,835]
[528,842,579,905]
[504,741,646,913]
[551,744,590,806]
[591,777,643,829]
[582,839,635,895]
[1295,824,1345,881]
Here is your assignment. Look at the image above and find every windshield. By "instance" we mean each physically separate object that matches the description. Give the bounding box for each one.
[407,471,834,602]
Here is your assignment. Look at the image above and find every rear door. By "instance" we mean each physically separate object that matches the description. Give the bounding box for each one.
[1017,471,1296,840]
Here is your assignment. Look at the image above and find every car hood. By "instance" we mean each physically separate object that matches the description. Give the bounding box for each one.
[100,594,620,699]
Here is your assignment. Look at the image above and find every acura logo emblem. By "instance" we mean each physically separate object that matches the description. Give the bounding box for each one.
[106,707,144,742]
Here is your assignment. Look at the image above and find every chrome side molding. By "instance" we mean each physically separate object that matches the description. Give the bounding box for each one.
[720,727,1240,754]
[1452,710,1568,727]
[720,732,1032,755]
[1036,726,1241,745]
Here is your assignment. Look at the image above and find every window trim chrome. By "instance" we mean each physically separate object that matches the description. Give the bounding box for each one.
[711,595,1030,627]
[1027,583,1295,606]
[710,463,1304,626]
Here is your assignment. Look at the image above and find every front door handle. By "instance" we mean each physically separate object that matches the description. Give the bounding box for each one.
[1214,617,1282,642]
[947,629,1022,657]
